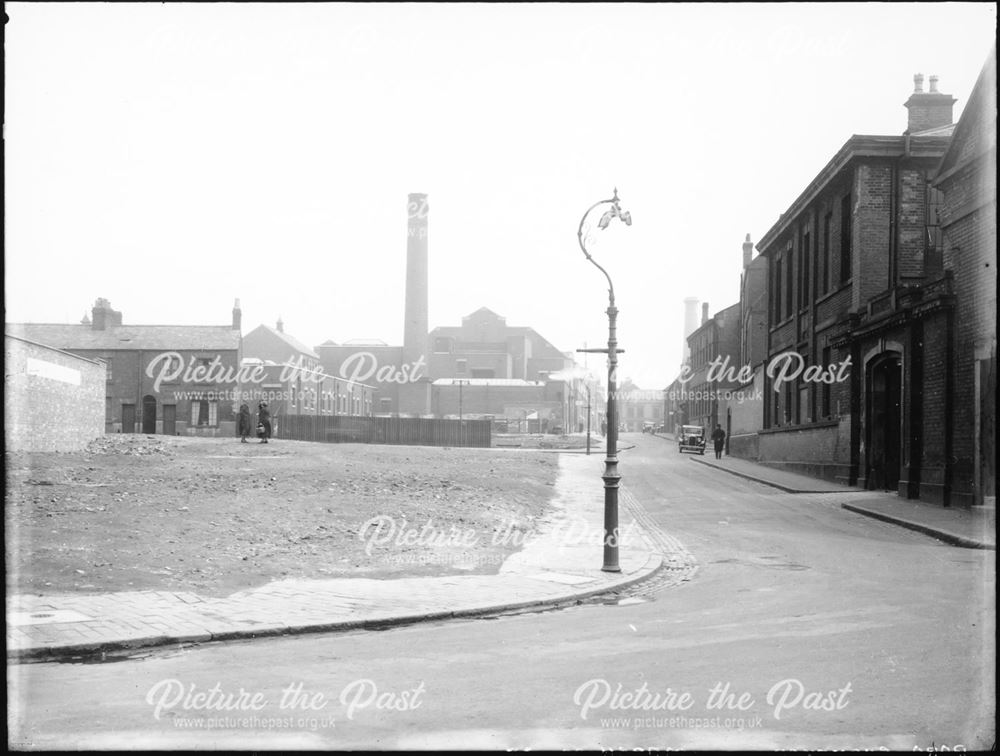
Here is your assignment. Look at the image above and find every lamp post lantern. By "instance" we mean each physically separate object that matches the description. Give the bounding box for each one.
[576,188,631,572]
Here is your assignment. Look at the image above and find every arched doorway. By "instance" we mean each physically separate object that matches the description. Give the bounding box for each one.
[142,395,157,434]
[866,355,902,491]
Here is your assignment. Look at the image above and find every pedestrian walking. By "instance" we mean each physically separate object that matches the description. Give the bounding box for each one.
[237,403,252,443]
[711,424,726,459]
[257,401,272,444]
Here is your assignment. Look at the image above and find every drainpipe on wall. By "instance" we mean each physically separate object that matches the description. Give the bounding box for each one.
[943,305,954,506]
[137,349,143,434]
[889,162,898,288]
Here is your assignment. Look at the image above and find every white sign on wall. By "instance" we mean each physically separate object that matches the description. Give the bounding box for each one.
[26,357,82,386]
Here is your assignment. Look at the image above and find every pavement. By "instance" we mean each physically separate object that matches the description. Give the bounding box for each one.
[6,453,695,663]
[687,448,996,550]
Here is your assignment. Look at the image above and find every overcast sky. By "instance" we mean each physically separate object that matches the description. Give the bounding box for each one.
[5,3,996,388]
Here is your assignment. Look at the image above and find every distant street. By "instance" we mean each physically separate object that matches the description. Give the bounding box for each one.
[10,434,995,750]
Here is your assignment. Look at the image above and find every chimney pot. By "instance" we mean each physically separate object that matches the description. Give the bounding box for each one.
[742,233,754,268]
[91,298,119,330]
[904,74,955,134]
[913,73,924,93]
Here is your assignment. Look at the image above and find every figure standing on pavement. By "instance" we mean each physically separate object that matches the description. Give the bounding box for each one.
[711,423,726,459]
[257,401,272,444]
[237,403,252,443]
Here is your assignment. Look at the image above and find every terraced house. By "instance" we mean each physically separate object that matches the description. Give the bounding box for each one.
[7,298,243,436]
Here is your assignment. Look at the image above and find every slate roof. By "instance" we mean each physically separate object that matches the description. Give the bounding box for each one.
[246,324,319,360]
[4,323,241,352]
[431,378,544,387]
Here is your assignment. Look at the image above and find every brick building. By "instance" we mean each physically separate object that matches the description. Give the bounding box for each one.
[422,307,578,428]
[755,74,964,501]
[430,378,563,430]
[729,234,769,459]
[617,379,664,433]
[243,318,321,372]
[931,46,997,507]
[681,302,741,438]
[7,298,243,436]
[662,298,704,436]
[427,307,571,382]
[4,334,106,451]
[240,362,375,427]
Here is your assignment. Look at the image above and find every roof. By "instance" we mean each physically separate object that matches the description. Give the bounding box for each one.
[5,323,241,352]
[462,307,506,322]
[687,302,740,339]
[431,378,544,387]
[4,333,108,366]
[910,123,956,137]
[428,323,566,360]
[934,44,997,185]
[246,324,319,359]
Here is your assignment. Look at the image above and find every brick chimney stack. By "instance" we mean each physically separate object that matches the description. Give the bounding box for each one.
[904,73,956,134]
[276,317,284,333]
[91,298,122,330]
[682,297,699,366]
[403,192,429,369]
[232,298,242,331]
[742,233,754,269]
[701,302,710,325]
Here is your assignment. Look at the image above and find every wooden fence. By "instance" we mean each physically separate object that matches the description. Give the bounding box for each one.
[273,415,492,448]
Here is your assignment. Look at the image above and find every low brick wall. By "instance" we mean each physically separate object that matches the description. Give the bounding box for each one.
[5,334,106,452]
[757,419,852,484]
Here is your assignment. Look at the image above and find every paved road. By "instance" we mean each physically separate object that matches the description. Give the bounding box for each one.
[9,435,995,750]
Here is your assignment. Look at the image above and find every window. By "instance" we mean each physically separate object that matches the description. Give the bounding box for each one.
[193,357,213,384]
[456,359,467,375]
[821,347,832,418]
[821,213,832,296]
[380,397,392,413]
[783,380,793,424]
[773,257,783,321]
[105,357,113,381]
[190,400,218,427]
[471,368,494,379]
[799,231,810,310]
[840,193,852,283]
[784,244,794,319]
[926,184,944,273]
[798,355,811,423]
[770,378,780,427]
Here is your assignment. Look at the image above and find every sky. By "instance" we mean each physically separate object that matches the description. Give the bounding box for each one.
[5,2,996,389]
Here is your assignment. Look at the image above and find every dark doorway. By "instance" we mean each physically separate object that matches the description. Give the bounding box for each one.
[142,395,157,434]
[868,356,902,491]
[162,403,176,436]
[122,404,136,433]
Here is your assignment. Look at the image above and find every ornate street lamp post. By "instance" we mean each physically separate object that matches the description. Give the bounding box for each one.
[576,188,631,572]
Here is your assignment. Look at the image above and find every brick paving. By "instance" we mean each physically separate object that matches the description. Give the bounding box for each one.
[7,454,682,662]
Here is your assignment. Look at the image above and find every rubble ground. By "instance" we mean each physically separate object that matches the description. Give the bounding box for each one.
[4,435,558,597]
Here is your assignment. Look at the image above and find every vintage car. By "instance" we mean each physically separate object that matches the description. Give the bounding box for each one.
[642,421,656,433]
[678,425,706,454]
